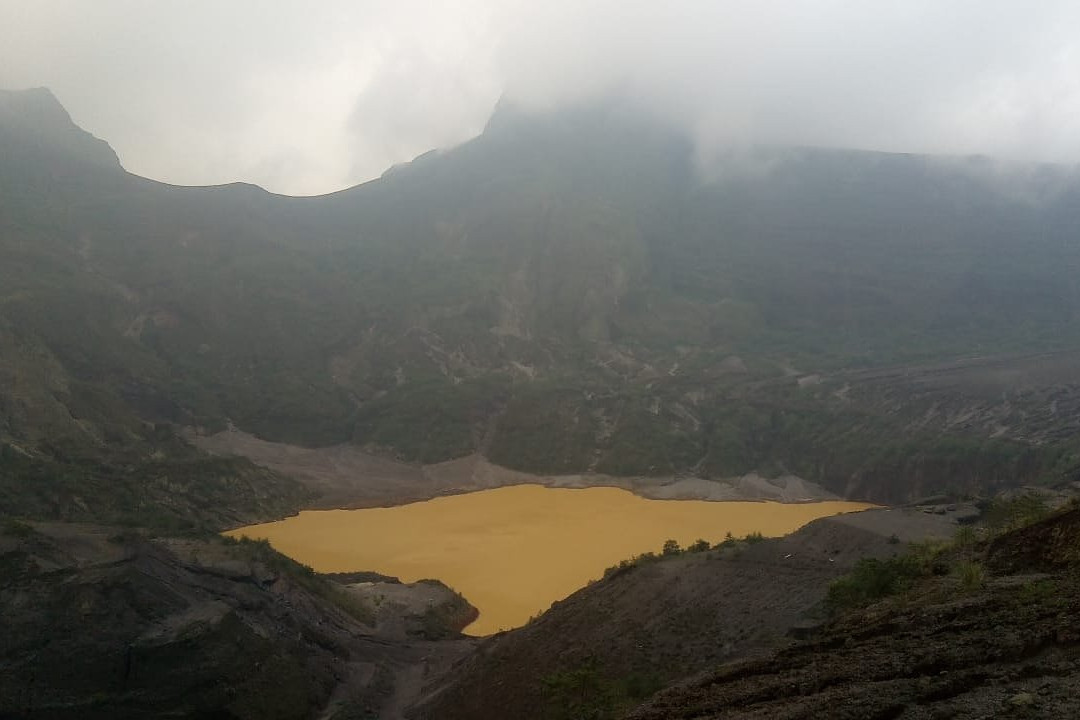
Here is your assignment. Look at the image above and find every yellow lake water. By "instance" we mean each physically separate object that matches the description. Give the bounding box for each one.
[226,484,874,635]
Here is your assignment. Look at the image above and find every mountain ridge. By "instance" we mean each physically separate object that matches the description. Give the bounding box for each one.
[2,87,1080,523]
[4,87,1080,720]
[0,87,121,173]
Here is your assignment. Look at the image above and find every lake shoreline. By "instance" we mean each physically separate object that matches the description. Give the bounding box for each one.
[193,429,843,518]
[226,486,876,635]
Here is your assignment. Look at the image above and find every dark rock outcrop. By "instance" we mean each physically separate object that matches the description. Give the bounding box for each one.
[0,521,474,719]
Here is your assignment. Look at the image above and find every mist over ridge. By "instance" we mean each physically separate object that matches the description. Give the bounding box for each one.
[3,1,1080,194]
[3,84,1080,517]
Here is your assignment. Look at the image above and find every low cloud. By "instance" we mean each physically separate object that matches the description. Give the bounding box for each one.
[1,1,1078,194]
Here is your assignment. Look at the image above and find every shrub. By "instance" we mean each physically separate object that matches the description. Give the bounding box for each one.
[1017,578,1057,604]
[984,493,1050,535]
[826,555,926,611]
[714,531,737,550]
[541,658,615,720]
[952,525,980,563]
[955,560,985,591]
[953,525,978,548]
[906,538,949,574]
[688,539,711,553]
[602,551,661,579]
[623,672,664,700]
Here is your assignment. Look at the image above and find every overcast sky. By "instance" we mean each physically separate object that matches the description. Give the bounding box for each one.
[2,1,1079,195]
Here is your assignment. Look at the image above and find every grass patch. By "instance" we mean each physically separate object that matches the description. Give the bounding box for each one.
[826,499,1070,615]
[954,560,985,591]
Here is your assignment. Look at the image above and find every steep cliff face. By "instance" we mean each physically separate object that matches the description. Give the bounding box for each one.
[0,87,121,175]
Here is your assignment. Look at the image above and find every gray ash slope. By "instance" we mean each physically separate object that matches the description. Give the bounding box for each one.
[412,509,959,720]
[628,506,1080,720]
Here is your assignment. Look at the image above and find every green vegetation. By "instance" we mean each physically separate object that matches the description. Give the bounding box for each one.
[602,532,765,579]
[825,534,981,612]
[955,560,985,591]
[541,658,616,720]
[1017,577,1058,604]
[603,552,661,579]
[353,377,506,463]
[487,382,601,474]
[827,498,1065,614]
[623,672,665,701]
[6,88,1080,531]
[0,439,309,532]
[984,492,1051,534]
[826,555,930,611]
[688,538,711,552]
[541,658,665,719]
[716,531,738,550]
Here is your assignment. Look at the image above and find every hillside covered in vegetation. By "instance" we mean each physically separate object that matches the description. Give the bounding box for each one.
[4,88,1080,523]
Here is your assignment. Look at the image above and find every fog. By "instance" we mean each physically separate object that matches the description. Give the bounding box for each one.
[2,0,1078,194]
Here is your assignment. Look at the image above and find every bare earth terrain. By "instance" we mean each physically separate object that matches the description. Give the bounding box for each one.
[412,508,962,720]
[629,508,1080,720]
[0,521,478,720]
[191,429,839,511]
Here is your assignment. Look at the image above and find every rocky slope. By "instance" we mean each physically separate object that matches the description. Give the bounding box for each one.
[4,86,1080,720]
[3,88,1080,518]
[412,508,959,720]
[0,520,476,719]
[628,507,1080,719]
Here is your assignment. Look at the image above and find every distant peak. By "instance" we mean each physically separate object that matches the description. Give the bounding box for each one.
[0,86,73,125]
[0,86,122,172]
[0,86,60,102]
